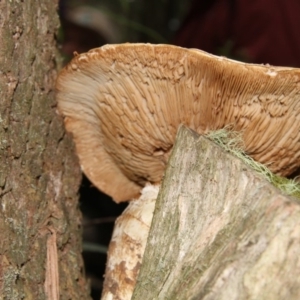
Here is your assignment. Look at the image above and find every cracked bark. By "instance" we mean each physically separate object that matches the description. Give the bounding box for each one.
[0,1,90,299]
[132,126,300,300]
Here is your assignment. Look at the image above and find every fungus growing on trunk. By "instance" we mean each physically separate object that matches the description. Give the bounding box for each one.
[56,44,300,299]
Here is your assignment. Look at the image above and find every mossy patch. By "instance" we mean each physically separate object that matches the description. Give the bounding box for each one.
[206,128,300,199]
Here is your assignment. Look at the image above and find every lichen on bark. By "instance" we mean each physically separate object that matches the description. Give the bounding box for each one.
[0,1,90,299]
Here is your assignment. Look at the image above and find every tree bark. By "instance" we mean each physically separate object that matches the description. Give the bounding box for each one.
[0,1,90,299]
[133,126,300,300]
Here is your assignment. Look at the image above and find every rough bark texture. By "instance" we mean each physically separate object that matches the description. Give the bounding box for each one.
[133,126,300,300]
[0,1,90,299]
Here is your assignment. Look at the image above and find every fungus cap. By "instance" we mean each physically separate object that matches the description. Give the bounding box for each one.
[56,43,300,202]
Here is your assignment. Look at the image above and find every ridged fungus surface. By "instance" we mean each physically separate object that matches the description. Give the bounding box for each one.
[56,44,300,202]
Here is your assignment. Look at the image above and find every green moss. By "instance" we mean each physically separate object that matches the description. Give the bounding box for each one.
[206,128,300,199]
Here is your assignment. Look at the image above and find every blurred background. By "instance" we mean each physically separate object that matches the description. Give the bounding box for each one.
[57,0,300,298]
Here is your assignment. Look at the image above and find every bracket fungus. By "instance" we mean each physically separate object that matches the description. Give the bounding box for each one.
[57,43,300,203]
[56,44,300,299]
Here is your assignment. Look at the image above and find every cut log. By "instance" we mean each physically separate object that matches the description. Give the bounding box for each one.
[132,126,300,300]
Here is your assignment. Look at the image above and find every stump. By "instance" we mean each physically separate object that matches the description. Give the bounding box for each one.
[132,126,300,300]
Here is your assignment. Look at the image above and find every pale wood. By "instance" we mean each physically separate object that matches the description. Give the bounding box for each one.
[132,125,300,300]
[101,185,159,300]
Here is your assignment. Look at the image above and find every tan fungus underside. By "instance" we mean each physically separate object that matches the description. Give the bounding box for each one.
[56,44,300,202]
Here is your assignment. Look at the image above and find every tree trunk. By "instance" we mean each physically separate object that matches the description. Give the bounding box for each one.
[0,1,90,299]
[132,126,300,300]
